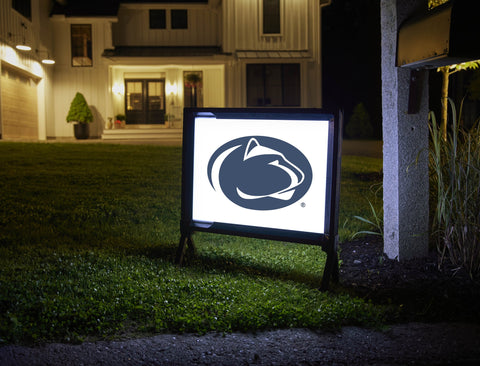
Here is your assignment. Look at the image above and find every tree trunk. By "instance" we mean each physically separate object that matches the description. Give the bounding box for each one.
[440,68,449,141]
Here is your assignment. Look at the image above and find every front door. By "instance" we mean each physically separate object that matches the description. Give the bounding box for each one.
[125,79,165,124]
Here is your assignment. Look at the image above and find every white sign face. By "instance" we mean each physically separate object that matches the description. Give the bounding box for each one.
[191,117,331,234]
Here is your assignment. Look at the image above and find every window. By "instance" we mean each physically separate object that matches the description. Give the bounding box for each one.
[171,9,188,29]
[184,71,203,108]
[247,64,300,107]
[263,0,281,34]
[12,0,31,20]
[149,9,166,29]
[71,25,92,67]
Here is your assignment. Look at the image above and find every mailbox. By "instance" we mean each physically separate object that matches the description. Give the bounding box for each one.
[397,0,480,68]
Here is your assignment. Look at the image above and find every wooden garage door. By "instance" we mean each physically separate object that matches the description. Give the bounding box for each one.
[1,65,38,140]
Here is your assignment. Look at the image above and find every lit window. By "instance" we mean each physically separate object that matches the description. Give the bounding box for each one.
[150,9,166,29]
[71,24,92,67]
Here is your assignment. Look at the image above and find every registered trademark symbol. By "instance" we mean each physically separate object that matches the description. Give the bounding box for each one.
[301,202,306,208]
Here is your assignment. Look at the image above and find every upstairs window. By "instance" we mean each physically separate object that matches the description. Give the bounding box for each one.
[171,9,188,29]
[12,0,31,20]
[71,24,92,67]
[262,0,281,34]
[149,9,166,29]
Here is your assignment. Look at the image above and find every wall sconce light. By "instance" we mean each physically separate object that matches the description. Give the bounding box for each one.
[16,42,31,51]
[36,49,55,64]
[112,83,125,95]
[166,82,178,96]
[41,55,55,65]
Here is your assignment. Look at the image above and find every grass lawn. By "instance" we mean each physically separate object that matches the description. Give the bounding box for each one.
[0,142,384,344]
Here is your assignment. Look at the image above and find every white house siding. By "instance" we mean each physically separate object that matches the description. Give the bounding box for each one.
[50,18,115,138]
[222,0,323,108]
[52,67,109,138]
[222,0,310,52]
[113,4,220,47]
[1,0,327,140]
[203,66,225,107]
[0,0,54,140]
[224,60,243,107]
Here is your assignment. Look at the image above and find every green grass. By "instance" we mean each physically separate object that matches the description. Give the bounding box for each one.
[0,142,384,344]
[339,155,383,240]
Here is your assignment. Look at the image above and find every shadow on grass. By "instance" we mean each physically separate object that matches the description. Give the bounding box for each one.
[122,239,326,289]
[185,249,323,289]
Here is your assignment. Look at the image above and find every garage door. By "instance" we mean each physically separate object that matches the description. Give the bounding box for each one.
[1,64,38,140]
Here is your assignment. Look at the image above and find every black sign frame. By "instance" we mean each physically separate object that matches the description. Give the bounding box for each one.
[177,108,342,289]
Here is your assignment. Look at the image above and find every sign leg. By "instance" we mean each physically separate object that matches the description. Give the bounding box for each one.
[320,244,339,291]
[175,234,196,265]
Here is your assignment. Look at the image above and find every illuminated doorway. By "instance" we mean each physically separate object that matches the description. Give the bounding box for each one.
[125,79,166,124]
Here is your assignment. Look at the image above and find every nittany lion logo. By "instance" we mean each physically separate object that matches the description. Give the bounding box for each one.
[207,136,312,210]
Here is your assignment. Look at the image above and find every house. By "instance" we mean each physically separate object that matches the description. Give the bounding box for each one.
[0,0,331,141]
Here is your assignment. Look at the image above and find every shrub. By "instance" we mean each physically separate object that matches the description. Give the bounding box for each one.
[66,92,93,124]
[429,100,480,279]
[345,103,373,139]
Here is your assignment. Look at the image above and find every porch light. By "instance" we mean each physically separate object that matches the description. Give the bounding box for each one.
[112,83,125,95]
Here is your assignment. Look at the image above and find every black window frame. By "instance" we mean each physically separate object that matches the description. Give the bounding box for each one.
[149,9,166,29]
[263,0,281,35]
[71,24,93,67]
[171,9,188,29]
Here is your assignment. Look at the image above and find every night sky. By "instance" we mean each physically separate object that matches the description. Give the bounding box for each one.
[322,0,382,139]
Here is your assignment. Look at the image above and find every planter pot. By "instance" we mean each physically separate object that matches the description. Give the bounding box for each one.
[74,123,89,140]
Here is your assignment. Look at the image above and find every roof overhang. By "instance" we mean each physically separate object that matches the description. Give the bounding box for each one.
[103,46,228,58]
[236,50,312,60]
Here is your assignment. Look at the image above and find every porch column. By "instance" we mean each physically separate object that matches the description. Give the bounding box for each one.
[381,0,429,260]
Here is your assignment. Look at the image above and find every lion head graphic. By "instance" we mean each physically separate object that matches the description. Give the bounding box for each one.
[207,136,312,210]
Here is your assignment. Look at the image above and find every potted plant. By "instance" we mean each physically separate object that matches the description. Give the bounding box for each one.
[66,92,93,139]
[115,114,126,128]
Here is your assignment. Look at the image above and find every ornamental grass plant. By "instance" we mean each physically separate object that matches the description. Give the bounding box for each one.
[429,100,480,279]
